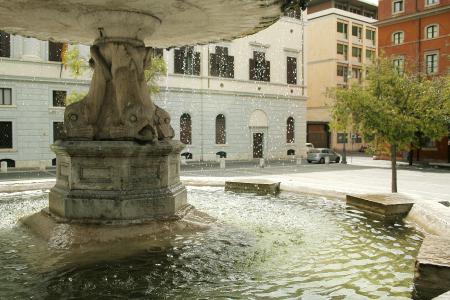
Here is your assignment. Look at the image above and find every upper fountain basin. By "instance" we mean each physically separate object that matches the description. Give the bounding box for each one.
[0,0,283,47]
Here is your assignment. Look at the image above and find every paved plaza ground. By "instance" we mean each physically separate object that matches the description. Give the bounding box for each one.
[0,155,449,205]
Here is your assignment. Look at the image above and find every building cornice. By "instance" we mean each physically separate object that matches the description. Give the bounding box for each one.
[157,87,307,102]
[0,74,307,101]
[376,5,450,27]
[0,74,90,85]
[307,8,378,24]
[166,73,307,89]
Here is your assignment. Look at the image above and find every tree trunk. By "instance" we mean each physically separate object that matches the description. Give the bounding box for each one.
[408,148,413,166]
[391,144,398,193]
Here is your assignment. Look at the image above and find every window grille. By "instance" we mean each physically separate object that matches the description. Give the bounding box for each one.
[215,114,226,144]
[52,90,66,107]
[287,117,295,143]
[0,121,12,149]
[180,113,192,144]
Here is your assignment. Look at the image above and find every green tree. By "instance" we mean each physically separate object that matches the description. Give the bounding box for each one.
[329,57,450,192]
[62,45,87,77]
[144,53,167,95]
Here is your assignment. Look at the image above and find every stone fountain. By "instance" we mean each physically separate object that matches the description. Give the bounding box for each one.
[0,0,303,247]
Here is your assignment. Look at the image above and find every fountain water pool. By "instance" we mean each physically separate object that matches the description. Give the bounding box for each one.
[0,187,422,299]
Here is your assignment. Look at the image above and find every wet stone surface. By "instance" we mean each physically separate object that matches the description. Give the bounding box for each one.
[346,193,415,220]
[225,179,281,195]
[414,235,450,300]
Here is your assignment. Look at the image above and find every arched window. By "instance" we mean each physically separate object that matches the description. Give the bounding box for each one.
[286,117,295,143]
[392,31,404,44]
[180,113,192,144]
[215,114,226,144]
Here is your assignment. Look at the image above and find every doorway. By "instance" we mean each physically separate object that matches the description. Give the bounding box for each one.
[253,133,264,158]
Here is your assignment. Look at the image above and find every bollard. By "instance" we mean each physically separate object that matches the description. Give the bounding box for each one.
[259,158,265,168]
[0,161,7,173]
[296,156,303,165]
[325,156,330,164]
[181,156,187,165]
[220,157,226,169]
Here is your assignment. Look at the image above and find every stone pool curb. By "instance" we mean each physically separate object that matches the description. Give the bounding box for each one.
[1,176,448,237]
[0,179,55,193]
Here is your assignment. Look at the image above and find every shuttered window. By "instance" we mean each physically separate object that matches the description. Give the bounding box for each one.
[287,57,297,85]
[174,47,200,76]
[210,47,234,78]
[249,51,270,82]
[49,41,64,62]
[0,31,10,58]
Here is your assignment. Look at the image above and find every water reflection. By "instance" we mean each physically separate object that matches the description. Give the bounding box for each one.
[0,187,422,299]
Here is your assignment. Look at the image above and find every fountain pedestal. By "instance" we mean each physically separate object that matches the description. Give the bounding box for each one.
[49,140,187,222]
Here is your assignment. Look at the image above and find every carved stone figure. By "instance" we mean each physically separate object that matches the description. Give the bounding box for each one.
[64,41,173,142]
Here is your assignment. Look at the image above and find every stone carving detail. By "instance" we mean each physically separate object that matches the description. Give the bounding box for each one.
[64,40,174,142]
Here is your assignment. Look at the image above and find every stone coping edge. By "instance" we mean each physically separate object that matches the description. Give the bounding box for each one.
[1,177,449,237]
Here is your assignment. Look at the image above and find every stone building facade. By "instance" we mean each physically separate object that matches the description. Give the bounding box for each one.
[306,0,378,152]
[0,16,307,167]
[377,0,450,162]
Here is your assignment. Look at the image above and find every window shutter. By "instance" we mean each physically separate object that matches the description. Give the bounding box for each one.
[265,61,270,82]
[174,49,184,74]
[227,56,234,78]
[0,31,10,58]
[287,57,297,85]
[210,53,219,77]
[194,52,201,75]
[249,59,256,80]
[49,42,64,62]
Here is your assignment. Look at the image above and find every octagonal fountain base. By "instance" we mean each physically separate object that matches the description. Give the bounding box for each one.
[49,140,187,222]
[20,206,214,251]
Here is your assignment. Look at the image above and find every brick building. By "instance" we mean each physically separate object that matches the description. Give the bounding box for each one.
[377,0,450,162]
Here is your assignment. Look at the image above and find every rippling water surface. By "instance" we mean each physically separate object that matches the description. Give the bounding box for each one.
[0,187,422,299]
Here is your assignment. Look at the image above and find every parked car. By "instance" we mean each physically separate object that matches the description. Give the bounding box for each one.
[307,148,341,164]
[305,143,315,153]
